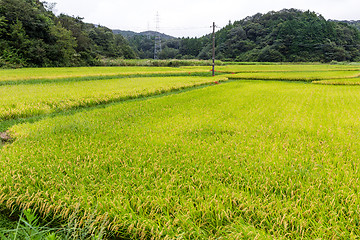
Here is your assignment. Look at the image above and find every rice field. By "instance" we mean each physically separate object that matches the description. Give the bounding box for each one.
[1,64,360,239]
[227,71,360,81]
[0,66,209,82]
[0,75,226,121]
[313,78,360,85]
[184,63,360,73]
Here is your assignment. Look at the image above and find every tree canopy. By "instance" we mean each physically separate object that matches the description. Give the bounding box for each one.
[0,0,136,67]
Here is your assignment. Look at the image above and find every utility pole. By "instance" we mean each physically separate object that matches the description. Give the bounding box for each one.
[212,22,216,76]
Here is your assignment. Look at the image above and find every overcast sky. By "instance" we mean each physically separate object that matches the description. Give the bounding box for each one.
[52,0,360,38]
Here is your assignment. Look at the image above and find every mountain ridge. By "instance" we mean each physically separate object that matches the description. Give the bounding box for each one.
[112,30,176,40]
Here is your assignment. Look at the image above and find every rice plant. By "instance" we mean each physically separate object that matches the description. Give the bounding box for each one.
[0,66,208,82]
[313,78,360,85]
[1,80,360,238]
[0,76,227,121]
[227,71,360,81]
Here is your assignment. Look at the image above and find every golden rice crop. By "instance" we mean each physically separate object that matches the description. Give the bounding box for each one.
[0,66,208,82]
[221,64,360,73]
[1,81,360,239]
[0,76,227,121]
[227,71,360,81]
[312,78,360,85]
[182,64,360,73]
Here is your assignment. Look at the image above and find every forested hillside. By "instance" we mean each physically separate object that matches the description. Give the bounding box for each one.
[1,2,360,67]
[123,9,360,62]
[333,20,360,31]
[0,0,136,68]
[215,9,360,62]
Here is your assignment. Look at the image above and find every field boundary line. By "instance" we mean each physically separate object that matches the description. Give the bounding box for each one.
[0,79,228,133]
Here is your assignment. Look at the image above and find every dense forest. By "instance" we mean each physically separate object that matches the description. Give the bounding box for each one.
[0,0,136,67]
[335,20,360,31]
[1,1,360,68]
[125,9,360,62]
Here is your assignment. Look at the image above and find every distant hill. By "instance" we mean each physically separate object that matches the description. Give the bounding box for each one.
[204,9,360,62]
[330,20,360,31]
[112,9,360,62]
[0,0,136,68]
[112,30,176,40]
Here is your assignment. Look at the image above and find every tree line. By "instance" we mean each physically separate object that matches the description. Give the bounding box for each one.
[1,2,360,68]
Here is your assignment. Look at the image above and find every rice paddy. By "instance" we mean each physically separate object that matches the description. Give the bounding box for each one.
[1,64,360,239]
[227,71,360,81]
[0,75,226,121]
[313,78,360,85]
[0,66,209,82]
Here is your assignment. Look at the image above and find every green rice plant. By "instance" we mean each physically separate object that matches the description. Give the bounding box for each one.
[227,71,360,81]
[180,64,360,75]
[1,81,360,239]
[221,64,360,73]
[0,76,227,121]
[312,78,360,85]
[0,66,208,82]
[0,72,220,87]
[98,58,224,67]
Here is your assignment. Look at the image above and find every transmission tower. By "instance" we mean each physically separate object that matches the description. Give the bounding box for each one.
[154,12,162,59]
[147,22,150,39]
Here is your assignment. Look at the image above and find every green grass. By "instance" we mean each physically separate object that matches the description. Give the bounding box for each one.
[0,208,107,239]
[227,71,360,81]
[0,75,227,121]
[0,212,16,230]
[2,80,360,239]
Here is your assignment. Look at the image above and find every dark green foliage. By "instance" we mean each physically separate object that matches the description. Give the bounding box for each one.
[332,20,360,32]
[0,0,136,68]
[120,9,360,62]
[210,9,360,62]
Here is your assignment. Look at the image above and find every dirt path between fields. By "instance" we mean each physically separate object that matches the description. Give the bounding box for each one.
[0,132,12,143]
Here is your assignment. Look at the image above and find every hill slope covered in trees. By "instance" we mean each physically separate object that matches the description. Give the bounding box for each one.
[0,0,136,68]
[1,3,360,67]
[122,9,360,62]
[215,9,360,62]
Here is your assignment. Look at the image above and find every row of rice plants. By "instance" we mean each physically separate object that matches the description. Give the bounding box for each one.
[0,66,209,82]
[1,81,360,239]
[1,64,357,83]
[313,78,360,85]
[0,76,227,121]
[98,58,224,67]
[227,71,360,81]
[183,64,360,74]
[0,72,221,87]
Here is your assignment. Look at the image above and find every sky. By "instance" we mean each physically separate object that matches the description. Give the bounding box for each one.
[51,0,360,38]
